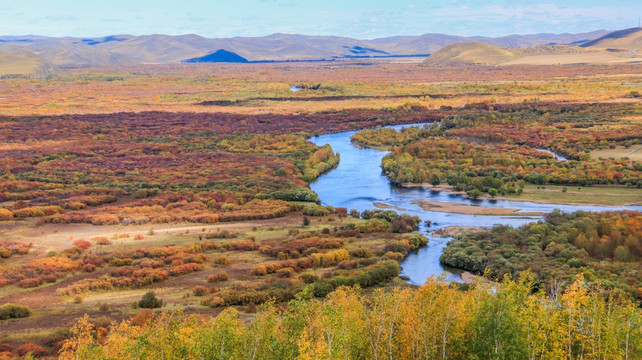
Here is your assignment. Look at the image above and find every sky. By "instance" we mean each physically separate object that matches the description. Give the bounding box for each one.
[0,0,640,39]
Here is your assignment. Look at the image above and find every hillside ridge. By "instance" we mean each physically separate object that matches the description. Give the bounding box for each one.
[0,29,612,66]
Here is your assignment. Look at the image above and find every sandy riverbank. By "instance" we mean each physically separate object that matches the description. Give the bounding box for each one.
[373,202,407,211]
[432,225,486,237]
[460,271,498,286]
[412,200,543,216]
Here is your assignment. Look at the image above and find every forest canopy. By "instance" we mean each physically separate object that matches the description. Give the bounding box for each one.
[441,210,642,302]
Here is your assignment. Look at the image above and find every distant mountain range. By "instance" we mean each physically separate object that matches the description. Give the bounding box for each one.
[0,29,613,68]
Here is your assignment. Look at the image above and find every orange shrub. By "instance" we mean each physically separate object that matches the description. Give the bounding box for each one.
[168,263,203,276]
[208,272,229,282]
[250,265,268,276]
[214,255,230,265]
[201,295,224,307]
[190,214,220,223]
[0,241,32,258]
[221,240,260,251]
[0,209,13,221]
[91,215,119,225]
[192,286,208,296]
[12,205,63,218]
[63,201,87,210]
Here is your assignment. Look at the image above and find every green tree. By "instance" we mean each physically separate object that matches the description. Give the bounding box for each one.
[470,276,528,360]
[138,291,163,309]
[467,189,482,199]
[430,173,441,187]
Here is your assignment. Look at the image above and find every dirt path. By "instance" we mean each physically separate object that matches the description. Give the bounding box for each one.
[624,146,642,158]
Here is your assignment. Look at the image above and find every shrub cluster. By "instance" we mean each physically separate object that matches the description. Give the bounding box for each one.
[0,304,32,320]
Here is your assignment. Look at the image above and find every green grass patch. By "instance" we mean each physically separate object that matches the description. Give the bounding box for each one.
[508,184,642,205]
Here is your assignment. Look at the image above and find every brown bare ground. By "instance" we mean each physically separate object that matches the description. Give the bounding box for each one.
[412,200,543,216]
[591,146,642,161]
[373,202,407,211]
[432,226,485,238]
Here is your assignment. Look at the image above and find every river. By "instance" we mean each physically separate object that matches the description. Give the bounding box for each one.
[309,123,642,285]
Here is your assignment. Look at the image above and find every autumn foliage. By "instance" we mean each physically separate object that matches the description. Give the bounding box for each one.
[60,276,641,360]
[441,210,642,301]
[353,102,642,196]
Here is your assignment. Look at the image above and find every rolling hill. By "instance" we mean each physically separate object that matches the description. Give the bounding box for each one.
[0,50,55,76]
[423,29,642,67]
[0,30,615,66]
[581,27,642,54]
[422,42,517,66]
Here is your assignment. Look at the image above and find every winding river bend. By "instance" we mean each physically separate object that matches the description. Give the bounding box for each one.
[309,124,642,285]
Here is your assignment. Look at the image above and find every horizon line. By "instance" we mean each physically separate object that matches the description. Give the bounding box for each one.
[0,27,621,42]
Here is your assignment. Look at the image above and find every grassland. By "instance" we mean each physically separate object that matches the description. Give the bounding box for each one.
[399,175,642,206]
[0,63,640,116]
[0,61,641,358]
[0,52,43,76]
[0,213,421,349]
[413,184,642,206]
[591,145,642,161]
[504,184,642,205]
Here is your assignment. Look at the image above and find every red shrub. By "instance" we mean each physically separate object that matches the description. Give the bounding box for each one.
[15,343,47,357]
[81,264,96,272]
[130,309,155,327]
[73,239,91,250]
[82,256,105,267]
[42,274,58,283]
[17,278,43,288]
[92,236,112,245]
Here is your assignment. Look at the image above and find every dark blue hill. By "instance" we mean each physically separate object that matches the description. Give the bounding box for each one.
[183,49,248,63]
